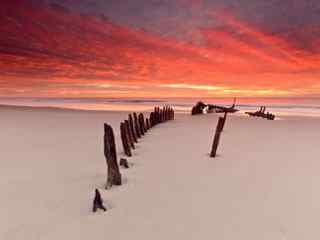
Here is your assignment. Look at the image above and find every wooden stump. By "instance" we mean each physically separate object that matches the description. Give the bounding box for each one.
[104,124,122,188]
[93,189,107,212]
[124,120,135,149]
[128,114,138,143]
[120,122,132,157]
[210,117,224,158]
[133,112,141,138]
[120,158,129,169]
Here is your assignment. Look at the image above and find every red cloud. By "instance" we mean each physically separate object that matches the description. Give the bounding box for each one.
[0,1,319,97]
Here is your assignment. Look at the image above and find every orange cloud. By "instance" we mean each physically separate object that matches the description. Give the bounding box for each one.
[0,1,319,98]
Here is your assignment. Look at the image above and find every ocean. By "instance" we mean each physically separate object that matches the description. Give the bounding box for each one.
[1,97,320,117]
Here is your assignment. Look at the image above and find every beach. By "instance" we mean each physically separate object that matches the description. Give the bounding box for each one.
[1,105,320,240]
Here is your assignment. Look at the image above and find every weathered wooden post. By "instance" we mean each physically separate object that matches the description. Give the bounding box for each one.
[170,107,174,120]
[104,123,122,188]
[120,122,132,157]
[150,112,155,127]
[221,112,227,132]
[164,106,168,121]
[133,112,141,138]
[142,113,147,132]
[210,117,224,158]
[154,107,159,125]
[172,107,175,120]
[128,114,138,143]
[92,189,107,212]
[159,109,163,123]
[138,113,145,135]
[124,120,135,149]
[146,118,150,130]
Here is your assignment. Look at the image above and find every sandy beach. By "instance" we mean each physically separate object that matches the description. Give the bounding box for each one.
[1,105,320,240]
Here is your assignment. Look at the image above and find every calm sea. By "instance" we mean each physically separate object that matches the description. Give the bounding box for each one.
[1,97,320,117]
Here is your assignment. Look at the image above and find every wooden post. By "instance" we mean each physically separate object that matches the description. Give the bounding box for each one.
[142,113,147,132]
[210,117,224,158]
[129,114,138,143]
[221,112,227,132]
[159,109,163,123]
[133,112,141,138]
[154,107,159,125]
[172,107,175,120]
[92,189,107,212]
[124,120,135,149]
[104,124,122,188]
[164,107,168,121]
[146,118,150,130]
[150,112,155,127]
[170,107,174,120]
[120,122,132,157]
[138,113,145,135]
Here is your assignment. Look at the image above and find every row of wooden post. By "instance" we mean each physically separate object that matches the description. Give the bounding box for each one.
[103,106,174,188]
[210,113,227,158]
[120,106,175,157]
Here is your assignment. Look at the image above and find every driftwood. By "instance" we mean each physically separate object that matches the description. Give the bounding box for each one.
[245,106,275,120]
[124,120,135,149]
[93,189,106,212]
[120,158,129,169]
[210,117,224,158]
[207,98,236,114]
[133,112,141,138]
[104,124,122,188]
[120,122,132,157]
[191,101,207,115]
[128,114,138,143]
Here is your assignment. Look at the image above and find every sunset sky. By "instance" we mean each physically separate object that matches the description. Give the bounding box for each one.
[1,0,320,98]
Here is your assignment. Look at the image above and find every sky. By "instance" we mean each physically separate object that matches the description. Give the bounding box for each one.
[0,0,320,98]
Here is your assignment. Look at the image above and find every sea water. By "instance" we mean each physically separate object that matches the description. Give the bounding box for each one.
[0,97,320,117]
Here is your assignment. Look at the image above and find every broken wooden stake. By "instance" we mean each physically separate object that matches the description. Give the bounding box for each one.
[120,158,129,168]
[210,117,225,158]
[104,124,122,188]
[93,189,107,212]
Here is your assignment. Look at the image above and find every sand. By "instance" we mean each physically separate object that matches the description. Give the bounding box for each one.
[0,105,319,240]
